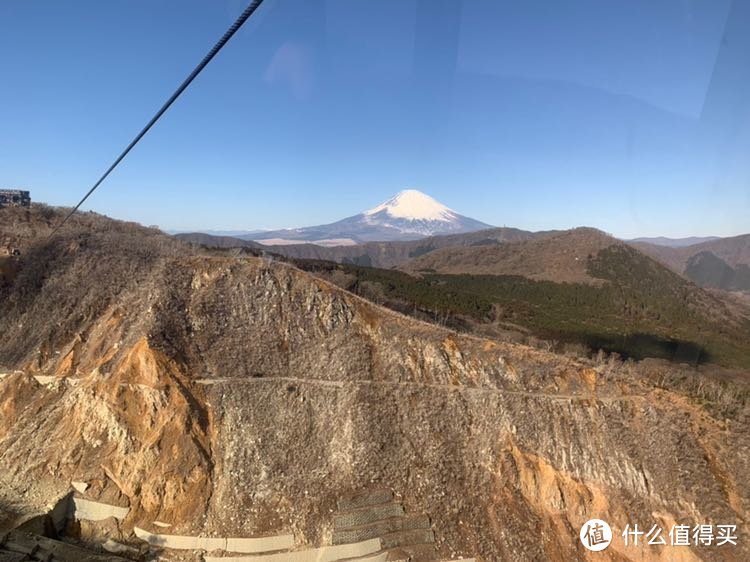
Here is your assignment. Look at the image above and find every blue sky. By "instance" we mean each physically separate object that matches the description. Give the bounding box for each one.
[1,0,748,238]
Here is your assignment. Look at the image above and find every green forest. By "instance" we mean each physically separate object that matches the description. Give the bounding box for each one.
[293,246,750,369]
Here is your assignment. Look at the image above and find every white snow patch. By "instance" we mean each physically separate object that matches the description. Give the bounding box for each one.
[255,238,358,247]
[363,189,456,221]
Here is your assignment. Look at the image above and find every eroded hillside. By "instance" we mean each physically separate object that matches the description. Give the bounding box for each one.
[1,207,748,561]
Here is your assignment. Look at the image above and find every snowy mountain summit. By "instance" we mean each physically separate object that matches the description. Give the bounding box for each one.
[364,189,455,221]
[249,189,493,245]
[250,189,492,246]
[360,189,490,238]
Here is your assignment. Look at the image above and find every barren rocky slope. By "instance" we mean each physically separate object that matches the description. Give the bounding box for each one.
[1,207,748,561]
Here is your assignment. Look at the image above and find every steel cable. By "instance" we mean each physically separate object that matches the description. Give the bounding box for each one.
[49,0,266,237]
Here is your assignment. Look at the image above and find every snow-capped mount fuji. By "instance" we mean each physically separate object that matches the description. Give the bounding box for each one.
[362,190,477,234]
[247,189,494,245]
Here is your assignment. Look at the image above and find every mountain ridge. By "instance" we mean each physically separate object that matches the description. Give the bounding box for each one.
[629,236,722,248]
[245,189,494,244]
[401,227,616,284]
[630,234,750,292]
[178,226,540,268]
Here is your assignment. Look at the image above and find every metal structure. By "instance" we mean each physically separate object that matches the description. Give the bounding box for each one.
[0,189,31,208]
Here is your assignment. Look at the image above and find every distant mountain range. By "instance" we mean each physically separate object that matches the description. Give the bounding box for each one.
[176,190,750,296]
[632,234,750,292]
[179,226,750,295]
[240,190,493,244]
[177,227,540,269]
[628,236,722,248]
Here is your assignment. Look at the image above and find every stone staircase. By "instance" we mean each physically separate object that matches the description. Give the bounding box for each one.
[198,489,475,562]
[333,489,437,562]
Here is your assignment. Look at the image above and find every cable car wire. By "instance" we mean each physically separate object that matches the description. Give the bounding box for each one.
[49,0,266,238]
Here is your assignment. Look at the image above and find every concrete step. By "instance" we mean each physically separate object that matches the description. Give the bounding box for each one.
[337,490,394,512]
[202,537,381,562]
[385,543,439,562]
[337,546,437,562]
[333,515,431,545]
[333,504,405,530]
[380,529,435,550]
[71,497,129,522]
[134,527,294,553]
[335,552,388,562]
[338,548,433,562]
